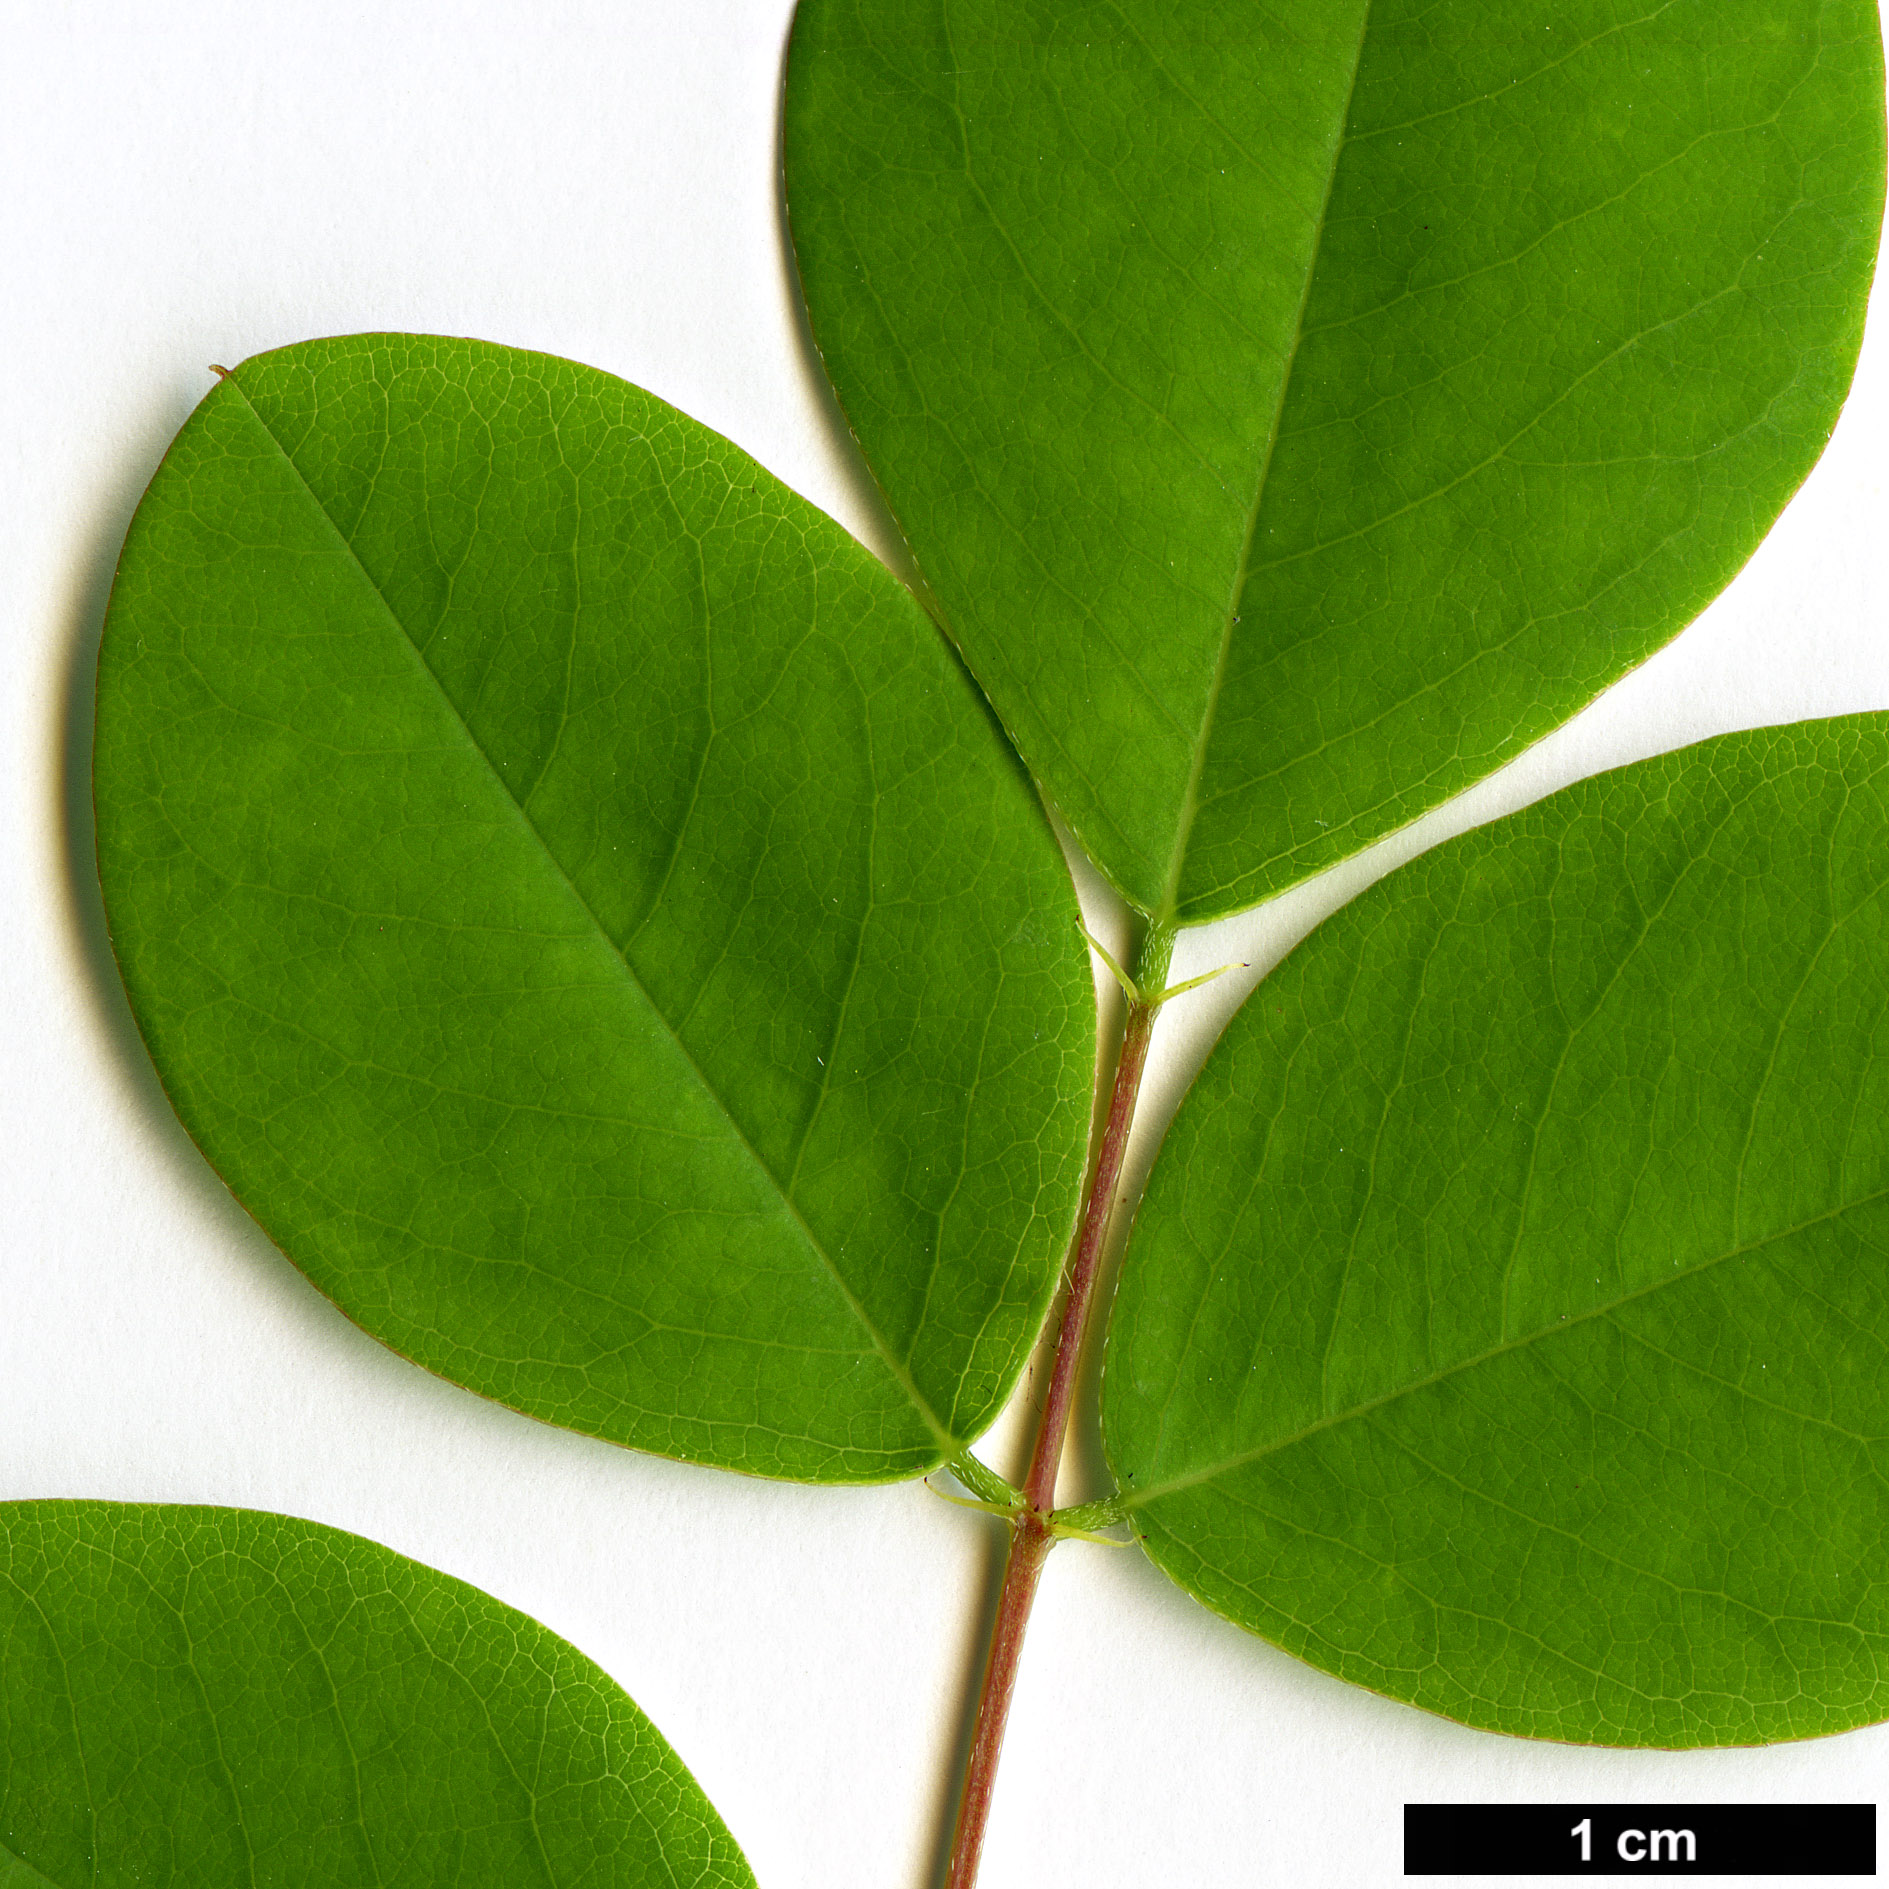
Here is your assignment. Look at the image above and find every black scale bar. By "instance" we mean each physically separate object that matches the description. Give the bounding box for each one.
[1405,1804,1875,1876]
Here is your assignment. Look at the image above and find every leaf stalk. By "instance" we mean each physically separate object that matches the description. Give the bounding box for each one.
[942,923,1170,1889]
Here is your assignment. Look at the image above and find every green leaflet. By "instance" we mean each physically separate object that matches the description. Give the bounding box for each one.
[94,335,1094,1483]
[1105,715,1889,1743]
[783,0,1886,923]
[0,1846,59,1888]
[0,1501,751,1887]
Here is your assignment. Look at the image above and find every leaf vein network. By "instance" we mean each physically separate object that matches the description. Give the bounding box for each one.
[1123,1183,1889,1508]
[220,376,962,1461]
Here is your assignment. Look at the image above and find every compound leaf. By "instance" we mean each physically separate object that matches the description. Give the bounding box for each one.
[784,0,1885,922]
[95,335,1094,1483]
[0,1500,751,1887]
[1106,714,1889,1743]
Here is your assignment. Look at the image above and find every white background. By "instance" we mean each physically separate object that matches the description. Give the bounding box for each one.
[2,5,1884,1885]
